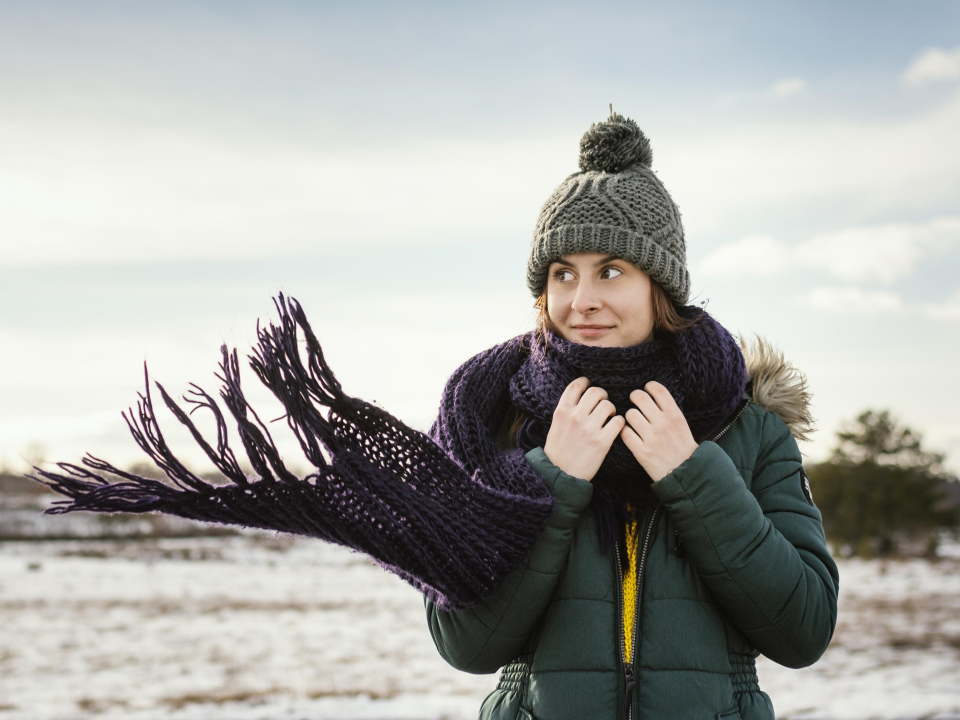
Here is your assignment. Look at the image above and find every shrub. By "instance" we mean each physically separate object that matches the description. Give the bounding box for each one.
[808,410,959,558]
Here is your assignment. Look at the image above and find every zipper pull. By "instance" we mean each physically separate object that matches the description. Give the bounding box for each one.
[674,530,686,558]
[623,663,636,720]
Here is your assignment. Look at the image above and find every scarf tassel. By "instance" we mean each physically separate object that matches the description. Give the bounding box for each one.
[31,295,553,611]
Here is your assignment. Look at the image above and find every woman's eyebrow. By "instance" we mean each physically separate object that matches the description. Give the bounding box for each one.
[593,255,621,266]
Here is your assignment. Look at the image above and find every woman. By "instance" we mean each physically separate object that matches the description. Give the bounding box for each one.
[423,113,838,720]
[37,112,838,720]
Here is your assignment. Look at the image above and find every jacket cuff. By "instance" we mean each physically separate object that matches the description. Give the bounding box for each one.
[524,447,594,527]
[650,441,745,507]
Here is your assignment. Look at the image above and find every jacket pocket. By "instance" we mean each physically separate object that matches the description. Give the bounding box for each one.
[716,707,742,720]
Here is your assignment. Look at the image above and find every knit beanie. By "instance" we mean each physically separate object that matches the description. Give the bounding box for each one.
[525,111,690,305]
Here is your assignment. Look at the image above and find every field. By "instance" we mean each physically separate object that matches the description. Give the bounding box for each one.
[0,533,958,720]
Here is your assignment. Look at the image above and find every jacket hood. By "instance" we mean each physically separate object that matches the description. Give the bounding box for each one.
[740,337,814,442]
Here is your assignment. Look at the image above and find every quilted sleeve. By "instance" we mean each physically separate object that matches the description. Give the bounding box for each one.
[425,448,593,674]
[651,411,840,668]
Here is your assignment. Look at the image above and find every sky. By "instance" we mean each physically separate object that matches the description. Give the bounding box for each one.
[1,0,959,475]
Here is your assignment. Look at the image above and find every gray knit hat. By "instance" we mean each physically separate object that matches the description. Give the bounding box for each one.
[526,111,690,304]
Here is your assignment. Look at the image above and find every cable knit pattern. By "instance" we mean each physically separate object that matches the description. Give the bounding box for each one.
[527,112,690,304]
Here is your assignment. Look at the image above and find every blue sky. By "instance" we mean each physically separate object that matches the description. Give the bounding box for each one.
[1,1,959,473]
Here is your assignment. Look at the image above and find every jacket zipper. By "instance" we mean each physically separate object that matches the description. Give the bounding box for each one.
[612,399,745,719]
[615,504,662,720]
[707,398,750,443]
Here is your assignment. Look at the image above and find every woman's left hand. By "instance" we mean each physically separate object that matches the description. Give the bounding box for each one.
[620,381,699,482]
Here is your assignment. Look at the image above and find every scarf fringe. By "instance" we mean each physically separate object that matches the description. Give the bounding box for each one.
[31,295,553,611]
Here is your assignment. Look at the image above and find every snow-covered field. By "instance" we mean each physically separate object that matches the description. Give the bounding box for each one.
[0,534,957,720]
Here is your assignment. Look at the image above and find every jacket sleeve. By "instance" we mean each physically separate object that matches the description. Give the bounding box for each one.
[650,410,840,669]
[425,447,593,674]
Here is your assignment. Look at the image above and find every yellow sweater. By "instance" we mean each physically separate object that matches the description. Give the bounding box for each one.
[622,513,640,664]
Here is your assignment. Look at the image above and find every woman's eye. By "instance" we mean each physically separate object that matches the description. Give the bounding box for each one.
[601,266,623,280]
[554,269,575,283]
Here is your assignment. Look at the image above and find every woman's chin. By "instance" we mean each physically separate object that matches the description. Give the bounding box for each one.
[567,328,620,346]
[562,326,654,348]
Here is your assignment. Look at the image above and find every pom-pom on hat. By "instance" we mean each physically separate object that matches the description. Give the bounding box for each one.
[526,108,690,305]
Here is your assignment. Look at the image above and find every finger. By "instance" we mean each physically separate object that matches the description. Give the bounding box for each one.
[624,407,651,436]
[590,399,617,422]
[577,386,609,414]
[629,388,661,422]
[601,414,626,445]
[558,377,591,409]
[644,381,679,412]
[620,424,644,456]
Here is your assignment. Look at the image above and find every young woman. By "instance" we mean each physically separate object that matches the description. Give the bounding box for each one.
[422,114,838,720]
[38,112,839,720]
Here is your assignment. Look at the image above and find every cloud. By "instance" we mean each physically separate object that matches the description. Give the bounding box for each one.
[0,411,122,447]
[903,46,960,86]
[693,235,792,277]
[659,91,960,238]
[798,219,960,282]
[3,81,960,268]
[4,75,960,269]
[921,289,960,321]
[769,77,807,98]
[699,217,960,282]
[800,286,960,322]
[801,286,907,318]
[0,116,570,267]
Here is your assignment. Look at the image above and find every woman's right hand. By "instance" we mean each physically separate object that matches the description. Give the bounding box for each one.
[542,377,624,482]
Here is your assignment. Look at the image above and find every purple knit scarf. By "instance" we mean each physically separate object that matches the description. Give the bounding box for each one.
[508,308,747,556]
[32,297,744,610]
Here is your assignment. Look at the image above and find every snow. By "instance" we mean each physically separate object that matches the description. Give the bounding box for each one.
[756,557,960,720]
[0,535,957,719]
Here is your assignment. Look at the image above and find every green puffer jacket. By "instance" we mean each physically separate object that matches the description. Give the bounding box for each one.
[426,346,840,720]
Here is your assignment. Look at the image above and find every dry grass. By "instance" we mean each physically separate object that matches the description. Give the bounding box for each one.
[160,687,285,710]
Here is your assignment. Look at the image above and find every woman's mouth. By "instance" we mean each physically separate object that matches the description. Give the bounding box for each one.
[571,325,614,338]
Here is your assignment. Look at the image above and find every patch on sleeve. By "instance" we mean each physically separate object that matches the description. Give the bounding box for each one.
[799,467,814,505]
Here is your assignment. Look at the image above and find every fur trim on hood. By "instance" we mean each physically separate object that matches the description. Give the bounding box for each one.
[740,337,815,442]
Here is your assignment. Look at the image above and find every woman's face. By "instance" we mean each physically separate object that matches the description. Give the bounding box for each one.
[546,253,654,347]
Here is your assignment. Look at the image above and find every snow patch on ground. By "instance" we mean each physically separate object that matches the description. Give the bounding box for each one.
[756,557,960,720]
[0,536,957,719]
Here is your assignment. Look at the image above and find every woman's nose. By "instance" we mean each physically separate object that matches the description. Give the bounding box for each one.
[571,281,602,314]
